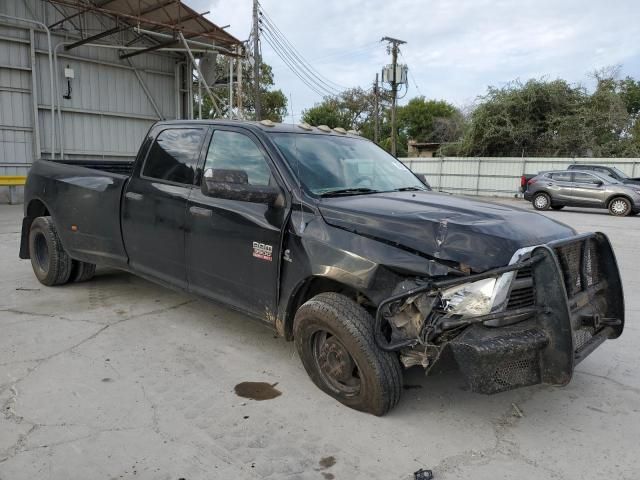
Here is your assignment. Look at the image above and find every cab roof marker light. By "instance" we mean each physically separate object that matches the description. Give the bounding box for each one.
[298,122,313,131]
[317,125,332,132]
[260,119,276,127]
[333,127,347,134]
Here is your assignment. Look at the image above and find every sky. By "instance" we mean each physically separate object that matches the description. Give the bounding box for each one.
[188,0,640,118]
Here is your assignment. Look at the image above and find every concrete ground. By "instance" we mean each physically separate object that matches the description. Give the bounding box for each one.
[0,199,638,480]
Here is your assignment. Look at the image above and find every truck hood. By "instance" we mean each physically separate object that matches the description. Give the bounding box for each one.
[319,191,576,272]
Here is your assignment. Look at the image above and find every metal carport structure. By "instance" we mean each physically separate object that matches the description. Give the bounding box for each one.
[0,0,241,202]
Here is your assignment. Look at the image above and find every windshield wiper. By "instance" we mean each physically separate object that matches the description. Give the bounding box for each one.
[319,187,380,197]
[393,186,425,192]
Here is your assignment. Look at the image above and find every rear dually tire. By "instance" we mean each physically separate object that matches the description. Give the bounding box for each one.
[28,216,72,286]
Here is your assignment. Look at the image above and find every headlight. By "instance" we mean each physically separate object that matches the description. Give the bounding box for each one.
[440,246,537,319]
[440,277,499,318]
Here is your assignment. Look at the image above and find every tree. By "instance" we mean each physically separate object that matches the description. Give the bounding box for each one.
[396,97,463,143]
[302,88,411,155]
[197,60,287,122]
[445,75,640,157]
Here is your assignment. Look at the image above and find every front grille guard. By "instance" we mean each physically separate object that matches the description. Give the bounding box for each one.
[374,254,546,352]
[374,232,625,358]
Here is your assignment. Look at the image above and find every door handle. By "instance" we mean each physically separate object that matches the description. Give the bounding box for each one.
[189,206,212,217]
[125,192,144,201]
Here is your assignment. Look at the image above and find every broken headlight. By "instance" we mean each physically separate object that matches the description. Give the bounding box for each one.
[440,246,536,319]
[440,277,502,318]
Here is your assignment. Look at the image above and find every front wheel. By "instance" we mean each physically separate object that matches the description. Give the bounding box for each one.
[532,192,551,211]
[609,197,632,216]
[294,293,403,416]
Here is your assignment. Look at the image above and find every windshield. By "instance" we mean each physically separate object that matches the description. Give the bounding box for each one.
[610,167,628,179]
[270,133,426,196]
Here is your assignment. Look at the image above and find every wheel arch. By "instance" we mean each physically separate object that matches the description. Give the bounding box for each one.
[280,275,374,341]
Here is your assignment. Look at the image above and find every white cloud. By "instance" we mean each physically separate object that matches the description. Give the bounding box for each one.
[192,0,640,114]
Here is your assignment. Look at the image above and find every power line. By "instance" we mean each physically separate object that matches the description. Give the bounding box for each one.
[257,3,352,99]
[259,19,342,96]
[399,50,422,96]
[258,4,348,92]
[261,29,334,98]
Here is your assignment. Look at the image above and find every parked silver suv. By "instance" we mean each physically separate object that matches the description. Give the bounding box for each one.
[524,170,640,216]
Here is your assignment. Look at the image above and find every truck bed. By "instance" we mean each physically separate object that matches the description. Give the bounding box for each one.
[52,159,134,176]
[24,159,130,268]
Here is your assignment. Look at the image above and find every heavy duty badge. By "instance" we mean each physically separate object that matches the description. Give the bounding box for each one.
[252,242,273,261]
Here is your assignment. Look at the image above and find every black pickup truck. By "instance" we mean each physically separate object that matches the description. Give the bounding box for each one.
[19,120,625,415]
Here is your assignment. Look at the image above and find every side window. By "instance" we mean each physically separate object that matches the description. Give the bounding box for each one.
[142,128,204,185]
[550,172,571,182]
[204,130,271,186]
[573,172,600,184]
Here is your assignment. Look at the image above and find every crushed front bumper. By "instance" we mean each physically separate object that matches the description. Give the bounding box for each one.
[376,233,625,394]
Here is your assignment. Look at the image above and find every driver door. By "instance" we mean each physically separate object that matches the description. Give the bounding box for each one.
[186,127,288,319]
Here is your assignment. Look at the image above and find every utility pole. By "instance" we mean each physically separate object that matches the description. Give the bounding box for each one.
[236,44,243,118]
[382,36,406,156]
[373,73,379,143]
[252,0,261,120]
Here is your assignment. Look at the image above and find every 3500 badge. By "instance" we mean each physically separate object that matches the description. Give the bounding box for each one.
[252,242,273,261]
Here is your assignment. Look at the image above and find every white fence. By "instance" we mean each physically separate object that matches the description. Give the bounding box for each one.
[401,157,640,197]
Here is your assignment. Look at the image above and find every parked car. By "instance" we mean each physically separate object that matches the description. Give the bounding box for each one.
[524,170,640,216]
[19,120,625,415]
[520,164,640,193]
[567,164,640,185]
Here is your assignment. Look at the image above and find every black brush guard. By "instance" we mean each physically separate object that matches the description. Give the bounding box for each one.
[375,233,625,394]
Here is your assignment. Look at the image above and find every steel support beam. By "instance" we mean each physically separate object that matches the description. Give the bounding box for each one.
[178,32,222,117]
[119,37,177,59]
[46,0,238,45]
[29,29,41,160]
[123,57,164,120]
[64,25,129,50]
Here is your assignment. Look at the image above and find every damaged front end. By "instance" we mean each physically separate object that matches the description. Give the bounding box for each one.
[375,233,624,394]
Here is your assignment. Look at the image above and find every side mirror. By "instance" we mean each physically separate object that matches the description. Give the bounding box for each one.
[202,168,280,205]
[594,180,603,187]
[415,173,432,191]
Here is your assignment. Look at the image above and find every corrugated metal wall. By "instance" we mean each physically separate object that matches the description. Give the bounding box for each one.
[402,157,640,197]
[1,0,185,201]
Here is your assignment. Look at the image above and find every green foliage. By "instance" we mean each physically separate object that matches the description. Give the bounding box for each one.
[446,73,640,157]
[197,60,287,122]
[396,97,463,143]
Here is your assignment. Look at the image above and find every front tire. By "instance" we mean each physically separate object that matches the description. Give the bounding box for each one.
[28,216,72,286]
[609,197,631,216]
[294,293,403,416]
[532,192,551,211]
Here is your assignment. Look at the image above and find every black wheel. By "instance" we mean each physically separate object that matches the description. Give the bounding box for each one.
[609,197,631,216]
[532,192,551,211]
[28,216,72,286]
[70,260,97,283]
[294,292,403,416]
[551,205,564,211]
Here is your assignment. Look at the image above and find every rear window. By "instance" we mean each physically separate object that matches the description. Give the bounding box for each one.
[142,128,205,185]
[549,172,572,181]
